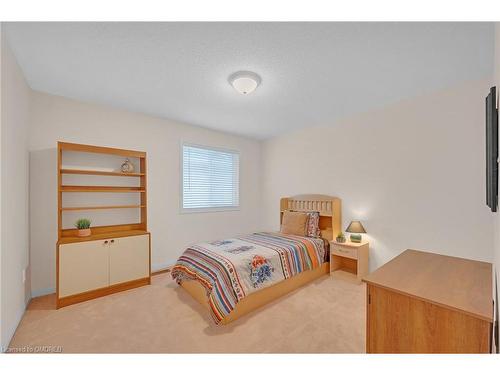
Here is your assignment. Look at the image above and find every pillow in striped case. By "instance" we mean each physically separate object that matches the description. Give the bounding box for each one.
[305,211,321,238]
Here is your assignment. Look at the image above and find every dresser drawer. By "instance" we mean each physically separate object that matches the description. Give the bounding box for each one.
[331,245,357,259]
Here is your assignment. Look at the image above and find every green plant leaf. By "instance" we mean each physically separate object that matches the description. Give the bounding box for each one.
[75,218,91,229]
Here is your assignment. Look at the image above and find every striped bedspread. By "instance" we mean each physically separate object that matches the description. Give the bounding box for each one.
[171,232,327,324]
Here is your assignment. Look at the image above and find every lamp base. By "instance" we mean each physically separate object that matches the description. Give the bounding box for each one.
[350,234,362,243]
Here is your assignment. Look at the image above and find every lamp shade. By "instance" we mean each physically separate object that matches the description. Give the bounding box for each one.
[346,220,366,234]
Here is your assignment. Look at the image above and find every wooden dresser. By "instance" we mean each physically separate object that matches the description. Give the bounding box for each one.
[363,249,493,353]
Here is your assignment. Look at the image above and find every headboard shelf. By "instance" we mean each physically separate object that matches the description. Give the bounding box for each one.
[280,194,341,241]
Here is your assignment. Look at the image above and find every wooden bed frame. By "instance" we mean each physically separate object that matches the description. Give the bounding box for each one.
[180,194,342,324]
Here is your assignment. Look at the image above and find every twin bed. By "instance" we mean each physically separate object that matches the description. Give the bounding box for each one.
[172,195,342,324]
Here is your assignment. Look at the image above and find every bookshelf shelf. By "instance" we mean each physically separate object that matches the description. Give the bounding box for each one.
[60,169,144,177]
[60,185,145,193]
[60,205,145,211]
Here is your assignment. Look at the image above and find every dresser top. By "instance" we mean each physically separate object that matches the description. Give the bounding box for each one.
[363,249,493,322]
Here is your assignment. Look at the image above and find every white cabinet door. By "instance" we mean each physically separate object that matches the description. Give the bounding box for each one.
[59,239,110,297]
[109,234,150,285]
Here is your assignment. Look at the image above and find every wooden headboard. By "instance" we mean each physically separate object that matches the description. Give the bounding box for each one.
[280,194,341,241]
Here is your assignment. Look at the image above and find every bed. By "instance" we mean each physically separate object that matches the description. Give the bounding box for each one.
[172,195,341,324]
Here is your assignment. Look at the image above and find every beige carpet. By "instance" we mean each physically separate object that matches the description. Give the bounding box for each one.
[9,273,366,353]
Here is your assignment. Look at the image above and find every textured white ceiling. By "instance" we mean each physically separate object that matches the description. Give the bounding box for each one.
[4,22,494,139]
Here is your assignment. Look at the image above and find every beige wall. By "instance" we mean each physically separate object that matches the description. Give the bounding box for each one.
[0,30,31,348]
[28,91,263,296]
[262,78,493,271]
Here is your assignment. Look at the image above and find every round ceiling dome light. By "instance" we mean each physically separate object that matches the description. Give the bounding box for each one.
[228,71,261,95]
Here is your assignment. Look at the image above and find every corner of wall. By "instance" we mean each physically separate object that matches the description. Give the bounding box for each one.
[0,26,32,350]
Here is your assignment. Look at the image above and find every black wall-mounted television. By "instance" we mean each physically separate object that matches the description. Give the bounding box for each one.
[486,86,498,212]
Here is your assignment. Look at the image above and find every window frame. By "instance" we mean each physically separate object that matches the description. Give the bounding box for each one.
[180,142,240,214]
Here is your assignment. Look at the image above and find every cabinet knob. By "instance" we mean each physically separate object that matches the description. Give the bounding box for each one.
[104,240,108,244]
[110,239,115,244]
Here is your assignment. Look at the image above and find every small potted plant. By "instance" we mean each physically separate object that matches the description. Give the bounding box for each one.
[75,218,92,237]
[336,232,346,243]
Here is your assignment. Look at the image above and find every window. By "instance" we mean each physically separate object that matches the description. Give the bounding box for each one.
[181,143,240,212]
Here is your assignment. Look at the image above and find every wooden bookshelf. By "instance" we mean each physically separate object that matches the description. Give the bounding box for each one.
[56,141,150,308]
[57,141,148,239]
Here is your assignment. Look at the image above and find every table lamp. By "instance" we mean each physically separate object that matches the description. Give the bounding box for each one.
[346,220,366,243]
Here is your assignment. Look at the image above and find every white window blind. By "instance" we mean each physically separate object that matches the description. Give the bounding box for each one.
[182,144,240,211]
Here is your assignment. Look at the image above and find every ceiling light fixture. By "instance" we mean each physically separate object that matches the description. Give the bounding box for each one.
[228,71,261,95]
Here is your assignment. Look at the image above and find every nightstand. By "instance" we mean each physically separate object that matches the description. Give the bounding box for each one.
[329,240,369,283]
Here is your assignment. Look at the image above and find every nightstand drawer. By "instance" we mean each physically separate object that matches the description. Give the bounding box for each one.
[331,246,357,259]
